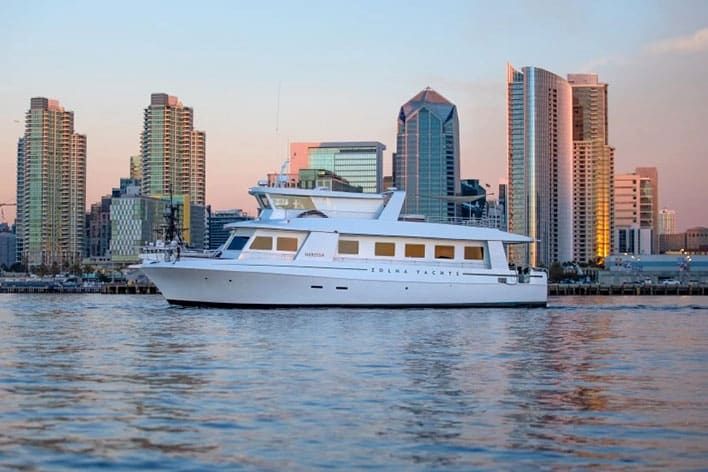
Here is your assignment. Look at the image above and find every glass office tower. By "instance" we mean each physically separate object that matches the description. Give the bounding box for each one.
[394,87,460,221]
[289,142,385,193]
[507,65,573,267]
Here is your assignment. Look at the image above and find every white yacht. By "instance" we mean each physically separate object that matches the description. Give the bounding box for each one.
[138,186,547,307]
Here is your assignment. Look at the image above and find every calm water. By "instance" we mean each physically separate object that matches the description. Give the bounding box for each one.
[0,295,706,470]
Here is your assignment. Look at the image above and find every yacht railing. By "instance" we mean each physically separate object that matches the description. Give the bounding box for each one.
[424,216,502,228]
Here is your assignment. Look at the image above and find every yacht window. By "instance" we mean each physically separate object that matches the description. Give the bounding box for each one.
[435,245,455,259]
[250,236,273,250]
[464,246,484,260]
[375,242,395,257]
[405,243,425,258]
[256,195,271,209]
[276,237,298,252]
[270,195,315,210]
[338,240,359,255]
[227,236,250,251]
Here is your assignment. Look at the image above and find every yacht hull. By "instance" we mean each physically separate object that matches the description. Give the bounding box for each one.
[140,261,547,308]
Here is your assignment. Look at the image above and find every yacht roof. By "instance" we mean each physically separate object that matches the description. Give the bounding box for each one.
[225,218,531,243]
[250,186,385,200]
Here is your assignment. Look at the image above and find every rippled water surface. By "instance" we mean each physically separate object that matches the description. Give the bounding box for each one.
[0,294,706,470]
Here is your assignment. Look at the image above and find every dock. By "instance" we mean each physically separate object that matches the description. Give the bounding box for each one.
[549,283,707,296]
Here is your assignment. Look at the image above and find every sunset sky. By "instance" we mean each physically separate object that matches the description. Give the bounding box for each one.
[1,0,707,230]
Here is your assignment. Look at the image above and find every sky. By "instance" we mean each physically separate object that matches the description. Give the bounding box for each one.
[1,0,707,230]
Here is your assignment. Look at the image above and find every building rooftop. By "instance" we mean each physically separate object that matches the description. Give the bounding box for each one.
[400,87,456,121]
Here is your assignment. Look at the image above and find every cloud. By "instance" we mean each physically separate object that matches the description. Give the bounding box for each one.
[648,27,708,55]
[577,54,628,73]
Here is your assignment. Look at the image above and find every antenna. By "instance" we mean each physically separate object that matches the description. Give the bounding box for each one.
[275,80,281,134]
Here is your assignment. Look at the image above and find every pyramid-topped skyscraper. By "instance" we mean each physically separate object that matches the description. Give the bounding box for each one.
[393,87,460,221]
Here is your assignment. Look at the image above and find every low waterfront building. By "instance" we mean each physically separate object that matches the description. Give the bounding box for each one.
[659,227,708,254]
[599,254,708,285]
[614,225,652,256]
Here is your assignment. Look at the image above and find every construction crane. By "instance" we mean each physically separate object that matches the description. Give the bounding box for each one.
[0,203,16,224]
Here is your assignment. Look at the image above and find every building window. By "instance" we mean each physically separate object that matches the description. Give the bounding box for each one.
[375,242,395,257]
[435,245,455,259]
[338,239,359,255]
[405,243,425,258]
[276,237,298,252]
[250,236,273,250]
[464,246,484,260]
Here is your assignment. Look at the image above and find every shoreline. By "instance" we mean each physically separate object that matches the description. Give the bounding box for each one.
[1,283,706,296]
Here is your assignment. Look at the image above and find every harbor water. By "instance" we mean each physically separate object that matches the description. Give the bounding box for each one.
[0,294,706,470]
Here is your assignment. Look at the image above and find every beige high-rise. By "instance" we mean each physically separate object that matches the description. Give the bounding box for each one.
[568,74,614,263]
[141,93,206,205]
[17,97,86,267]
[613,169,657,255]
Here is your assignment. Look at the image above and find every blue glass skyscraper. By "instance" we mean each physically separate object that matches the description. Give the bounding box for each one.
[394,88,460,221]
[506,65,573,267]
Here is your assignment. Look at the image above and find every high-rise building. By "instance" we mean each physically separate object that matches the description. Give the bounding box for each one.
[130,154,142,181]
[207,209,251,250]
[506,65,573,267]
[0,230,17,269]
[141,93,206,205]
[17,97,86,268]
[658,208,676,236]
[636,167,659,253]
[289,142,385,193]
[613,170,656,255]
[498,182,508,231]
[568,73,614,264]
[459,179,486,219]
[15,137,24,264]
[86,195,112,260]
[394,87,460,221]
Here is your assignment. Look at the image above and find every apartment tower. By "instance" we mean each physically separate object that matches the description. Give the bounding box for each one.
[506,65,573,267]
[17,97,86,267]
[393,87,460,221]
[141,93,206,205]
[568,73,614,264]
[15,137,25,263]
[658,208,676,235]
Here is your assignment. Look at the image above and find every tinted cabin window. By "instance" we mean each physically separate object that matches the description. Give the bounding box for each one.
[227,236,250,251]
[374,242,395,257]
[250,236,273,250]
[405,243,425,258]
[338,240,359,255]
[435,245,455,259]
[464,246,484,260]
[276,237,298,252]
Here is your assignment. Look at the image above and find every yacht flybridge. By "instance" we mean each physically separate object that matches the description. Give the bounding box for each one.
[138,186,547,307]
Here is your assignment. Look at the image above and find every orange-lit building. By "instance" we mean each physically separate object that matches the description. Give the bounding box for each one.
[568,73,614,264]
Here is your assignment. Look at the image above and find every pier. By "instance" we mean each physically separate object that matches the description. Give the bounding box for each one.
[549,283,707,296]
[0,282,159,295]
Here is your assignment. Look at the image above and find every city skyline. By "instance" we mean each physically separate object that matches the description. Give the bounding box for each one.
[1,1,707,230]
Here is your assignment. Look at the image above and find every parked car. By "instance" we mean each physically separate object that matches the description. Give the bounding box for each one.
[661,279,680,286]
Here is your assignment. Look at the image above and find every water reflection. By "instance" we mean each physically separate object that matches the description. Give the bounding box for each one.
[0,295,706,470]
